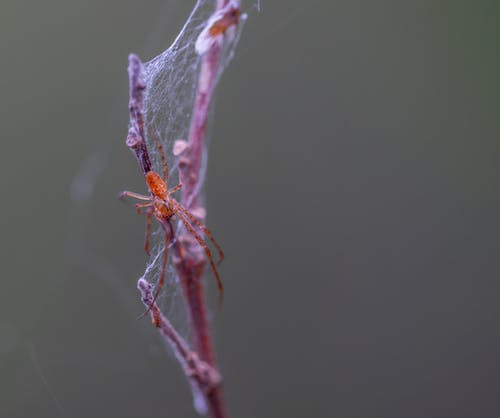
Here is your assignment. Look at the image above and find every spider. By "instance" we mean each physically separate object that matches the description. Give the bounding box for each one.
[120,133,224,316]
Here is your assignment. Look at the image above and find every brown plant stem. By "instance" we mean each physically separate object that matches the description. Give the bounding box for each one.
[126,54,224,416]
[137,277,221,393]
[174,2,235,418]
[125,1,238,416]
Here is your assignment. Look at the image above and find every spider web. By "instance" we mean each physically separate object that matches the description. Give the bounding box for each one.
[137,1,246,333]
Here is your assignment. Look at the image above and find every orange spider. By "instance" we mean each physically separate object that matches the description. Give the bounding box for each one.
[120,134,224,315]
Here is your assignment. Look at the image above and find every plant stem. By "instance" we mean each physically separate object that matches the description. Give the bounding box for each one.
[125,1,240,416]
[175,3,234,416]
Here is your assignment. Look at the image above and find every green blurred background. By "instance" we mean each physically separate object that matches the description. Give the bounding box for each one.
[1,1,500,417]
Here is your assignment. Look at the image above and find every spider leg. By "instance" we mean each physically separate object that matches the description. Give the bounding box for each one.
[135,202,152,215]
[175,209,224,304]
[168,183,183,195]
[138,227,170,319]
[119,190,151,201]
[173,201,224,265]
[130,202,154,254]
[149,128,169,186]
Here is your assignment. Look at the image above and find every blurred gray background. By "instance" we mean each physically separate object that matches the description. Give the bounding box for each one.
[1,1,500,417]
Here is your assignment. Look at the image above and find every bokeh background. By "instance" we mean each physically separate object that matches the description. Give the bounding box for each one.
[1,1,500,417]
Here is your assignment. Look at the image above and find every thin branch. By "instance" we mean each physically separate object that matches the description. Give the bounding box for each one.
[126,54,151,176]
[125,50,229,418]
[137,277,221,393]
[124,2,244,417]
[173,3,243,418]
